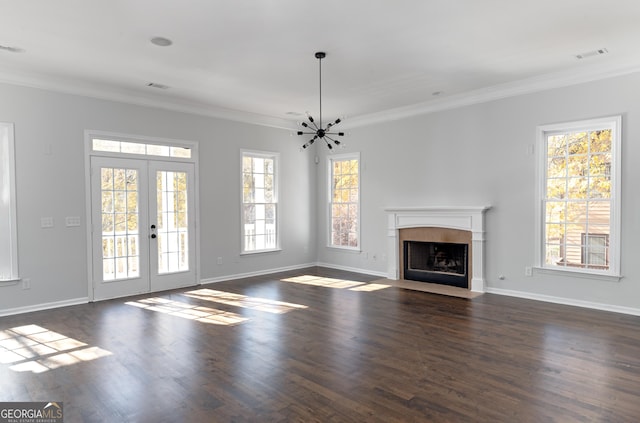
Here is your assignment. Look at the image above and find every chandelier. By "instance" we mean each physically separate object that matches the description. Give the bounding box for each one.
[297,52,344,150]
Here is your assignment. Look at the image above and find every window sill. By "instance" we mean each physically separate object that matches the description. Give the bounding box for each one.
[534,266,622,282]
[326,246,361,253]
[0,278,21,287]
[240,248,282,256]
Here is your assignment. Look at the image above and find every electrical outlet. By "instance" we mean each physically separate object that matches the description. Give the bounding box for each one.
[41,217,54,228]
[22,278,30,290]
[217,257,223,265]
[525,266,533,277]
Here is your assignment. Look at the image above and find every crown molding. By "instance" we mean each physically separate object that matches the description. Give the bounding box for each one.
[344,63,640,129]
[1,62,640,132]
[0,68,294,131]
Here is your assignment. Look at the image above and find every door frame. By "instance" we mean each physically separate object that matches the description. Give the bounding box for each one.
[84,130,200,302]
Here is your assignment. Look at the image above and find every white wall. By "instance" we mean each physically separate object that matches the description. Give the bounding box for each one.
[0,83,316,313]
[316,71,640,312]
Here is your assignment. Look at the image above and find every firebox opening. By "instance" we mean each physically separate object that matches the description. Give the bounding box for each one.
[403,241,469,288]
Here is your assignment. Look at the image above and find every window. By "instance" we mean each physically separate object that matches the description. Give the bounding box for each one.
[536,116,621,276]
[0,122,19,281]
[92,139,191,158]
[329,153,360,249]
[241,151,278,253]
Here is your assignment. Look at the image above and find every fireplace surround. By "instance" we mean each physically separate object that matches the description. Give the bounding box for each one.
[386,206,490,292]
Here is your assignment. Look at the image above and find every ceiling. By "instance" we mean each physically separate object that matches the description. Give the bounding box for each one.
[1,0,640,129]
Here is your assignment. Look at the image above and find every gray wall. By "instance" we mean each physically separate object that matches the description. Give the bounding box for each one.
[2,69,640,315]
[0,83,316,313]
[317,71,640,312]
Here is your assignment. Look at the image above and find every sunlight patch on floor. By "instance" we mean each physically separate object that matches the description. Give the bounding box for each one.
[349,283,391,292]
[183,289,308,314]
[0,324,112,374]
[280,275,391,291]
[126,297,249,325]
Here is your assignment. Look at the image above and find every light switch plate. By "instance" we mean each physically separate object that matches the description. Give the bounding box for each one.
[66,216,81,227]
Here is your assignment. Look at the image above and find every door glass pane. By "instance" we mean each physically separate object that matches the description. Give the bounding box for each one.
[156,171,189,274]
[101,167,140,280]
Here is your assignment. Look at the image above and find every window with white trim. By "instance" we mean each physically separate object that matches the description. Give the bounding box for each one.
[328,153,360,249]
[537,116,621,276]
[241,151,278,253]
[0,122,19,281]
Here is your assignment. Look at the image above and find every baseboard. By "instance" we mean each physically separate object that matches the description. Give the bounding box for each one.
[200,262,318,284]
[0,297,89,317]
[486,287,640,316]
[315,262,388,279]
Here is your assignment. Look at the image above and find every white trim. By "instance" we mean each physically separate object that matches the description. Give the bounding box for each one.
[0,122,19,281]
[0,69,295,131]
[344,65,640,129]
[84,130,200,301]
[327,152,361,250]
[315,262,388,279]
[2,61,640,131]
[385,206,491,292]
[200,262,317,284]
[535,115,621,278]
[0,297,89,318]
[201,262,387,285]
[486,288,640,317]
[240,149,280,254]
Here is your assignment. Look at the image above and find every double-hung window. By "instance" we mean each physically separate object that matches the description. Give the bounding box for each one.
[0,123,19,281]
[241,150,278,253]
[328,153,360,249]
[536,116,621,276]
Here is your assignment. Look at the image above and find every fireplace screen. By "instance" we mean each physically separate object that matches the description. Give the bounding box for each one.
[403,241,468,288]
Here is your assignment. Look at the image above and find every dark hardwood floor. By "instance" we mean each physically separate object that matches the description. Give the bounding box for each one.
[2,267,640,422]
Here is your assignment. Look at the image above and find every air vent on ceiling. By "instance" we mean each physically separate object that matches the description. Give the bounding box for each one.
[576,48,608,60]
[147,82,169,89]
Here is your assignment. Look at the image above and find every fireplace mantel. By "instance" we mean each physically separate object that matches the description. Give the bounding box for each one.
[385,206,490,292]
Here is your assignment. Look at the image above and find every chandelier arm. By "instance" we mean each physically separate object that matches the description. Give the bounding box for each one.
[325,135,341,146]
[306,115,320,131]
[302,135,318,149]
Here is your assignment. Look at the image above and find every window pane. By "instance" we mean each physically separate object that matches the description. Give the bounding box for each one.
[545,201,565,223]
[93,139,120,152]
[170,146,191,158]
[590,129,611,153]
[120,142,146,155]
[147,144,170,157]
[547,134,566,157]
[546,179,566,199]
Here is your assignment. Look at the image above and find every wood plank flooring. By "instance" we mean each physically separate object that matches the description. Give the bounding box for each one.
[2,267,640,422]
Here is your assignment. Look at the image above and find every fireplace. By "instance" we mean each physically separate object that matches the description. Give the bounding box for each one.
[386,206,490,292]
[404,240,468,288]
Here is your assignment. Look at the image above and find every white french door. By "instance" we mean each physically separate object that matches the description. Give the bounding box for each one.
[90,157,196,300]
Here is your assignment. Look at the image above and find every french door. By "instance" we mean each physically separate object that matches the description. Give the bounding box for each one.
[90,157,196,300]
